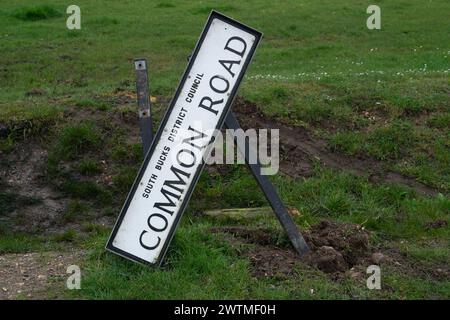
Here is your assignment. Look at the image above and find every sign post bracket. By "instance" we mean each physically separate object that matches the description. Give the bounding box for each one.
[134,58,153,156]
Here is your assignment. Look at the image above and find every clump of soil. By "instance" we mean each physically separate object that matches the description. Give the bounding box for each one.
[302,220,370,266]
[25,88,46,96]
[303,246,349,274]
[246,248,302,278]
[211,220,372,278]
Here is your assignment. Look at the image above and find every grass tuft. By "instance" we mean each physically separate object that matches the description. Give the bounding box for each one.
[76,159,102,176]
[366,121,415,160]
[61,180,111,203]
[155,3,176,9]
[13,5,61,21]
[54,123,101,160]
[62,200,90,223]
[53,229,77,242]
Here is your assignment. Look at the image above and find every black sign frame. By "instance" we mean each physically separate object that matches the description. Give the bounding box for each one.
[106,11,262,266]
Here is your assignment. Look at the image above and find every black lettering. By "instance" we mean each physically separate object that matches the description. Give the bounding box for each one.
[224,36,247,57]
[176,149,196,168]
[154,187,179,215]
[219,59,241,78]
[139,230,161,250]
[164,165,191,193]
[182,126,208,151]
[209,75,229,94]
[147,213,168,232]
[198,96,222,115]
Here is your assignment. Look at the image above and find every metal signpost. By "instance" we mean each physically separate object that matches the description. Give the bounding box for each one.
[107,11,309,266]
[134,58,153,156]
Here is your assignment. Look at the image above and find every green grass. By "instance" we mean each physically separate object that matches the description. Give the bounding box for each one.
[155,3,176,9]
[192,166,449,240]
[381,266,450,299]
[0,103,63,153]
[400,241,449,265]
[76,159,102,176]
[52,229,78,242]
[61,180,111,202]
[112,166,138,193]
[329,120,415,160]
[428,112,450,129]
[0,135,14,153]
[74,98,110,111]
[12,5,62,21]
[53,123,101,160]
[0,234,62,254]
[0,0,449,300]
[61,200,91,223]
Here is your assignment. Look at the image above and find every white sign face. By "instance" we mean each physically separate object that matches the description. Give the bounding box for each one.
[106,11,262,265]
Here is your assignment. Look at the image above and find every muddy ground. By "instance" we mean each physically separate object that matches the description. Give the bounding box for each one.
[211,220,449,282]
[211,220,371,278]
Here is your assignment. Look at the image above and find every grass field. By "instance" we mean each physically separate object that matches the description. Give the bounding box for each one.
[0,0,449,299]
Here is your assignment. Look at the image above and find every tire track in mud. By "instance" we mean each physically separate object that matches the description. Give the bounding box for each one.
[234,100,439,197]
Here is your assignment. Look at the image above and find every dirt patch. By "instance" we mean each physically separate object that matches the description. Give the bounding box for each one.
[0,143,67,233]
[303,246,349,273]
[212,220,450,282]
[0,100,150,234]
[303,220,370,266]
[0,250,84,300]
[246,248,303,278]
[211,220,372,277]
[379,247,450,281]
[25,88,46,96]
[233,99,439,197]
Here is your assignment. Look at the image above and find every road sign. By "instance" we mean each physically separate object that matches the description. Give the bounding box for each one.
[106,11,262,265]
